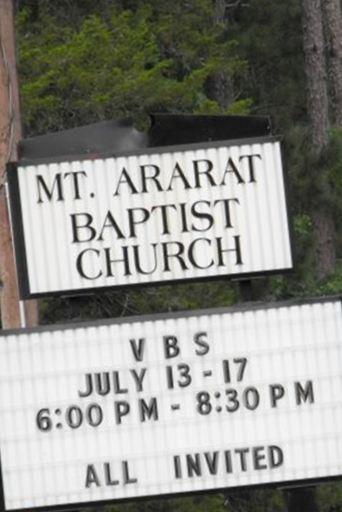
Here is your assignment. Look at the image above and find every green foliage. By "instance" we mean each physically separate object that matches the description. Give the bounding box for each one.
[275,124,342,226]
[17,1,249,135]
[40,281,237,325]
[107,494,226,512]
[318,483,342,512]
[105,489,285,512]
[285,127,342,208]
[228,0,306,131]
[316,129,342,215]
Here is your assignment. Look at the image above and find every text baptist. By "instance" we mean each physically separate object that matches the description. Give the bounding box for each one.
[70,199,243,281]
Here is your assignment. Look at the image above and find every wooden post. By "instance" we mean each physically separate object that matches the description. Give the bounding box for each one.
[0,0,38,329]
[237,279,254,302]
[284,487,319,512]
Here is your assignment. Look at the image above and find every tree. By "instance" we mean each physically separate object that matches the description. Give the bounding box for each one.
[301,0,336,280]
[301,0,329,149]
[17,0,249,135]
[322,0,342,126]
[205,0,234,110]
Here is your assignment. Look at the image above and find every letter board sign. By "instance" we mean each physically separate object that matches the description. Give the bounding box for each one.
[0,297,341,511]
[8,136,292,298]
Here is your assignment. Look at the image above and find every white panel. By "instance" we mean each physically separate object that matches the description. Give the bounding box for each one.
[11,138,292,297]
[0,298,341,510]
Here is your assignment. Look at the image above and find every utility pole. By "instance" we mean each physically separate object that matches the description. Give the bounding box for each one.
[0,0,38,329]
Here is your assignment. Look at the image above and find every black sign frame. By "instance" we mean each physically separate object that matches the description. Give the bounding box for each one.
[7,135,294,300]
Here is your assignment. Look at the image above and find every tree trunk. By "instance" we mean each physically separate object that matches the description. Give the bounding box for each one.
[322,0,342,126]
[207,0,234,110]
[301,0,330,150]
[301,0,335,279]
[0,0,38,328]
[312,209,336,280]
[206,72,234,110]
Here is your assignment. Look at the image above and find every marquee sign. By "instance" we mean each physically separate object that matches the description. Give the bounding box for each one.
[0,297,341,511]
[8,136,292,298]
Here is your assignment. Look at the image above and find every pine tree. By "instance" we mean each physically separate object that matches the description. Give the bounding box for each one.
[301,0,335,280]
[322,0,342,126]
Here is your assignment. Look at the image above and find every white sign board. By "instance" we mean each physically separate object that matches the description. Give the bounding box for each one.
[8,137,292,298]
[0,297,341,511]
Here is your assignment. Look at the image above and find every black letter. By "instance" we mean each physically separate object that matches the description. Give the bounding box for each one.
[130,369,146,392]
[191,200,214,232]
[204,452,219,474]
[114,401,130,424]
[295,381,314,405]
[220,157,245,185]
[268,445,284,468]
[194,331,209,356]
[234,448,249,471]
[122,461,138,484]
[167,162,192,190]
[128,207,150,238]
[104,463,119,486]
[70,213,96,243]
[139,397,158,422]
[270,384,285,407]
[129,338,146,362]
[214,198,240,228]
[140,164,163,193]
[174,456,182,478]
[186,454,202,477]
[193,159,216,188]
[64,171,87,199]
[78,374,93,397]
[132,244,158,275]
[239,154,262,182]
[163,335,180,359]
[76,249,102,280]
[85,465,100,488]
[114,167,139,196]
[98,211,125,240]
[104,246,131,277]
[151,204,177,235]
[36,173,63,203]
[162,241,187,272]
[216,236,243,266]
[95,373,110,396]
[253,446,267,470]
[188,238,214,269]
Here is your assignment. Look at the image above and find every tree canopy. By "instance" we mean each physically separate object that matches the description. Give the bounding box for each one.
[17,0,250,134]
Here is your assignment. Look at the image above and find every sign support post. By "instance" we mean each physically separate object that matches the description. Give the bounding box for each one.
[285,487,319,512]
[0,0,38,329]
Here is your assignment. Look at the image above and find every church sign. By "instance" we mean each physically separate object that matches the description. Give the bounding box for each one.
[0,297,341,511]
[8,136,292,298]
